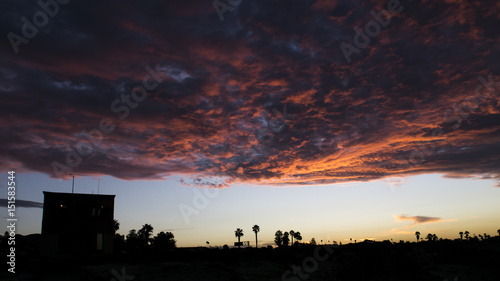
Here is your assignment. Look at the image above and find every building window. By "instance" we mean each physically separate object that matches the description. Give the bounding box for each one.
[97,233,103,250]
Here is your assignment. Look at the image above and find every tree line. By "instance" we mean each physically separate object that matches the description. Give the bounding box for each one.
[415,230,498,242]
[233,225,304,248]
[113,220,177,251]
[115,219,500,250]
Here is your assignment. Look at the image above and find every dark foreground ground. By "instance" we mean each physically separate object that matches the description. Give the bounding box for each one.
[2,237,500,281]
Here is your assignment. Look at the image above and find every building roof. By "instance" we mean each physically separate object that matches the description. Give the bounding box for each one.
[43,191,115,199]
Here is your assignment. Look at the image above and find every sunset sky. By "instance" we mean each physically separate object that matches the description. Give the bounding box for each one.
[1,0,499,247]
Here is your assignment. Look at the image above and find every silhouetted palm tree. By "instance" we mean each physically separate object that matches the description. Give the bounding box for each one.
[293,231,302,245]
[459,231,463,240]
[126,229,140,249]
[275,230,283,247]
[465,231,470,240]
[138,224,154,246]
[426,233,433,241]
[252,225,260,248]
[113,219,120,234]
[290,230,295,245]
[432,234,438,241]
[235,228,244,248]
[415,231,421,242]
[127,229,137,240]
[153,231,176,249]
[283,232,290,246]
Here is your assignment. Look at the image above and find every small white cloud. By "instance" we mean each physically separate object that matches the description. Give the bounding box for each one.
[160,66,191,82]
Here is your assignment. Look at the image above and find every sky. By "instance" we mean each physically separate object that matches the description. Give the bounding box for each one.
[0,0,499,247]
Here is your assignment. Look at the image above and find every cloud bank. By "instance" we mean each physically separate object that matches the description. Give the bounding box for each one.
[0,0,499,186]
[0,199,43,209]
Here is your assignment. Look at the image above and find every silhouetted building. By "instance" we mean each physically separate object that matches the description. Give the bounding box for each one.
[40,191,115,256]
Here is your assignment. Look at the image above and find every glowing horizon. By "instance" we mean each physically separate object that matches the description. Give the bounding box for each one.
[2,172,498,248]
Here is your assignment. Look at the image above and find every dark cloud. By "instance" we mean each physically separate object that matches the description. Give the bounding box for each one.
[394,215,443,224]
[0,0,499,186]
[0,198,43,208]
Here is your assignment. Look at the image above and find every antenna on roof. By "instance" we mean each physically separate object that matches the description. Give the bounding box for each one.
[70,172,75,193]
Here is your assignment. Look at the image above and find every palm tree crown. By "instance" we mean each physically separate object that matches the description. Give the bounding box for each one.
[235,228,244,248]
[138,223,153,245]
[293,231,302,245]
[426,233,434,241]
[275,230,283,247]
[113,219,120,234]
[252,225,260,248]
[283,232,290,246]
